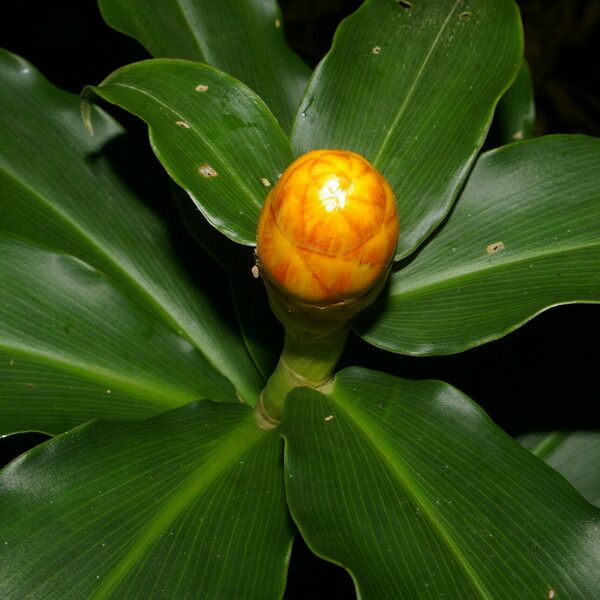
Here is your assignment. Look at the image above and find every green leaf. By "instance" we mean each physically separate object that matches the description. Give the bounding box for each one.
[291,0,523,259]
[282,368,600,599]
[0,50,264,433]
[357,135,600,355]
[98,0,310,131]
[0,238,236,435]
[519,431,600,508]
[494,59,536,144]
[0,402,292,599]
[85,58,294,246]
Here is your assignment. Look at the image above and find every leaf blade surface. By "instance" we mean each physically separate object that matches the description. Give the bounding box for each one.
[357,135,600,354]
[0,50,263,432]
[0,402,292,599]
[292,0,523,258]
[283,368,600,599]
[86,58,294,246]
[98,0,310,130]
[520,431,600,508]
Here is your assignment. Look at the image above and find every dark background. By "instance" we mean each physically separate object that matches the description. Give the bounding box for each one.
[1,1,598,598]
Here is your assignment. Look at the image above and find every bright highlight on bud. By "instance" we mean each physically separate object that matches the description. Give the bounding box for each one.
[257,149,399,306]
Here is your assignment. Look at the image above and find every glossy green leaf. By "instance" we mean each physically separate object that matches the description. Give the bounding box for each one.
[520,431,600,507]
[85,58,293,246]
[98,0,310,131]
[0,238,236,434]
[495,60,536,144]
[283,368,600,598]
[357,135,600,355]
[0,401,293,599]
[291,0,523,259]
[0,50,264,433]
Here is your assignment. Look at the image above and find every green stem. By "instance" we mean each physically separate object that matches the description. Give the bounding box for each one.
[257,326,348,425]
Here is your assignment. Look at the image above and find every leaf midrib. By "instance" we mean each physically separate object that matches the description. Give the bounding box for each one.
[529,432,570,461]
[89,415,265,599]
[0,342,192,407]
[0,161,232,390]
[100,80,262,210]
[173,0,212,62]
[372,0,461,167]
[332,388,493,600]
[391,238,600,299]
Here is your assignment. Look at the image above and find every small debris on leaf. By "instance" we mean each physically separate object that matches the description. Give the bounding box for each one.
[198,164,218,178]
[459,11,471,20]
[251,265,260,279]
[260,177,271,187]
[486,241,505,254]
[175,120,191,129]
[372,46,381,55]
[195,84,209,92]
[324,414,335,422]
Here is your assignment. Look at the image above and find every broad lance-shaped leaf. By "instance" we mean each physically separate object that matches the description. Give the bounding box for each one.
[283,368,600,598]
[292,0,522,259]
[357,135,600,355]
[0,50,264,434]
[84,58,294,246]
[0,238,234,434]
[98,0,310,131]
[519,431,600,508]
[0,402,293,599]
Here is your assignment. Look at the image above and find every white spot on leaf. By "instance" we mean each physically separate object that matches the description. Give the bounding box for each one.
[195,84,209,92]
[175,120,191,129]
[198,164,218,178]
[324,415,335,422]
[260,177,271,187]
[372,46,381,55]
[486,241,505,254]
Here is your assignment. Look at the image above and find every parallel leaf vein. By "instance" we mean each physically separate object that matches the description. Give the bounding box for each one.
[372,0,462,166]
[89,417,264,599]
[0,162,226,377]
[101,80,262,209]
[393,238,600,299]
[332,391,494,600]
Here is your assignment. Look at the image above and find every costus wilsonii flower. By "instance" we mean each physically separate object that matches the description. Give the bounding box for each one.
[257,149,399,308]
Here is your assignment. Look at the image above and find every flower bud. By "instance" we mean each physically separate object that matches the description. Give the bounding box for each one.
[257,149,398,315]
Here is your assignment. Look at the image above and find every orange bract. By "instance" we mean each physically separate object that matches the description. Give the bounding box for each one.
[257,149,399,305]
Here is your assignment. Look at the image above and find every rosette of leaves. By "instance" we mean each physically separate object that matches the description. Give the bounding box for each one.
[1,1,599,598]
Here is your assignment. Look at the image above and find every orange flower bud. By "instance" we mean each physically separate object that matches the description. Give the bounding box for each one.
[257,149,399,307]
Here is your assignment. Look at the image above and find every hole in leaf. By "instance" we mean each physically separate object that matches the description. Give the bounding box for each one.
[486,241,505,254]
